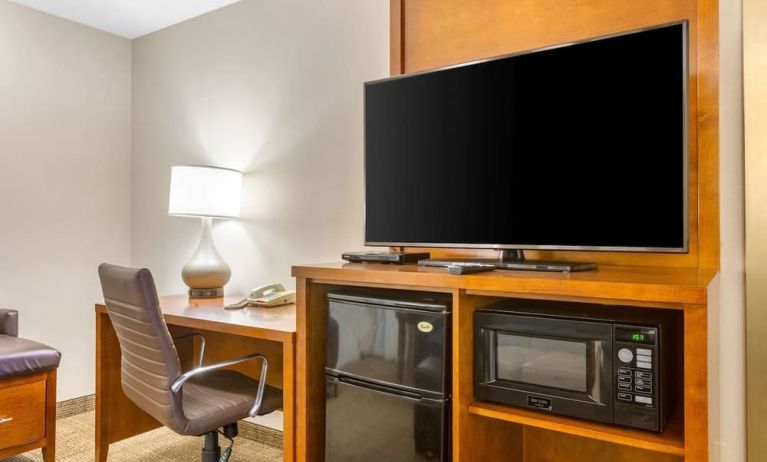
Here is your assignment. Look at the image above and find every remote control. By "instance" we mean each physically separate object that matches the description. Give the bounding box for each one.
[447,263,495,275]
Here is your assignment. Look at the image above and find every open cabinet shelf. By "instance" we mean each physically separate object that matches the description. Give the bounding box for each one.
[293,262,715,461]
[468,401,684,456]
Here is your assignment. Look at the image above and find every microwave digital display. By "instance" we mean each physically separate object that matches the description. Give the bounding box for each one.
[615,327,657,345]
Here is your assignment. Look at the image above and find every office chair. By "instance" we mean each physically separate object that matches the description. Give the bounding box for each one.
[98,263,282,462]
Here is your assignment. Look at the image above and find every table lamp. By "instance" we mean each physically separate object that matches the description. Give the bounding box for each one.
[168,165,242,298]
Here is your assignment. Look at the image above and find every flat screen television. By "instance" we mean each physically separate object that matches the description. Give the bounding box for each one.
[364,22,688,254]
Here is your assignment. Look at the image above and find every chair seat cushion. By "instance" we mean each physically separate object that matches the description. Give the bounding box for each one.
[0,335,61,379]
[180,369,283,436]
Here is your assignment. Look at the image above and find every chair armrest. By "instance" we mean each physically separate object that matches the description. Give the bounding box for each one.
[172,333,206,369]
[0,309,18,337]
[170,352,269,417]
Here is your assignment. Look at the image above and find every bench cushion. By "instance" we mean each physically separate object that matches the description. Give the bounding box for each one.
[0,335,61,379]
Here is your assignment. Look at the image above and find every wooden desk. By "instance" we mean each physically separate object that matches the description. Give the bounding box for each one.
[292,262,718,462]
[95,295,296,462]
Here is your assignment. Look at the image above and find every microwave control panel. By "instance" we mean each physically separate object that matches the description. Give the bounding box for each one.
[613,325,658,408]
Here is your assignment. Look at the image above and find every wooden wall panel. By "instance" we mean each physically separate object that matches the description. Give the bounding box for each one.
[390,0,404,74]
[392,0,719,270]
[403,0,693,73]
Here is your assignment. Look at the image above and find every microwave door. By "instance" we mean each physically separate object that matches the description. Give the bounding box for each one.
[475,313,614,424]
[493,332,606,401]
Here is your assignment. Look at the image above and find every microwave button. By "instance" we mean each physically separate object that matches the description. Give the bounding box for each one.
[635,371,653,379]
[636,361,652,370]
[635,395,653,405]
[618,368,632,376]
[618,376,632,384]
[618,348,634,363]
[618,382,632,390]
[635,385,653,394]
[636,354,652,363]
[635,378,652,387]
[618,393,633,401]
[636,348,653,356]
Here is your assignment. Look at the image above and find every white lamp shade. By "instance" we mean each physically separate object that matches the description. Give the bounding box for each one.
[168,165,242,219]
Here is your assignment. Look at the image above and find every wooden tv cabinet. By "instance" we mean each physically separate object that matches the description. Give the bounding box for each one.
[292,262,718,462]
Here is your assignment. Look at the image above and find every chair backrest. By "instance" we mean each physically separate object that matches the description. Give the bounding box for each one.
[98,263,183,430]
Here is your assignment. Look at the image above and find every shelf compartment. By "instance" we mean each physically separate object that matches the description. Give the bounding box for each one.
[468,401,684,457]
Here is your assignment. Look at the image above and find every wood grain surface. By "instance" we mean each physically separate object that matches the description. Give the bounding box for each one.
[389,0,719,272]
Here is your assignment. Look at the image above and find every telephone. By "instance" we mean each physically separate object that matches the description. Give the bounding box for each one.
[225,283,296,310]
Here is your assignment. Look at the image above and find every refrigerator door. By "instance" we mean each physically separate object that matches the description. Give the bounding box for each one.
[325,375,448,462]
[327,294,449,394]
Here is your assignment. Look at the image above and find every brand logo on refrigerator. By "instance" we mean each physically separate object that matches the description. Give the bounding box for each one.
[417,321,433,333]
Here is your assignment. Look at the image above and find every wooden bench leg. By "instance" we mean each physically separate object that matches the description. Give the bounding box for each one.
[42,444,55,462]
[42,370,57,462]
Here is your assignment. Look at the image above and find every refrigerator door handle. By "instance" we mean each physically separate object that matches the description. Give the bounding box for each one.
[329,298,450,315]
[336,375,430,402]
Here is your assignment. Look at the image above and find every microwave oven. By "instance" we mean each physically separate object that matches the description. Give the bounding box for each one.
[474,299,681,432]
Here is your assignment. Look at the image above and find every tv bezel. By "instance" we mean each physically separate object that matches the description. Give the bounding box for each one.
[363,20,689,254]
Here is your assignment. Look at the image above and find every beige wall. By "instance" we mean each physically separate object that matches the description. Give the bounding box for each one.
[0,1,132,400]
[130,0,388,296]
[745,0,767,459]
[719,0,746,460]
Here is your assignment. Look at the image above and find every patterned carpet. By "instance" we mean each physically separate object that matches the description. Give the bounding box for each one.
[3,411,283,462]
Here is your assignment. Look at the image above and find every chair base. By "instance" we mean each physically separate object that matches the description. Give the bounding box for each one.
[202,431,221,462]
[201,423,237,462]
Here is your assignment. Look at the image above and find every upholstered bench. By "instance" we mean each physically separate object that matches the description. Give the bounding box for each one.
[0,309,61,461]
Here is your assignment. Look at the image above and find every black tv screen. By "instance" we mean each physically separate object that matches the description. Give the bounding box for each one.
[364,22,688,252]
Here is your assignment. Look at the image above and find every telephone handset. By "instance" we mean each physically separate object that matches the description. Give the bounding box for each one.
[247,283,295,305]
[225,283,296,310]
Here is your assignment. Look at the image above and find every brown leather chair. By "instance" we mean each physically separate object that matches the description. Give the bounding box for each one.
[97,263,281,462]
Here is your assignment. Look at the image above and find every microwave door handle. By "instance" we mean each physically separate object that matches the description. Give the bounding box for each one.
[590,340,605,403]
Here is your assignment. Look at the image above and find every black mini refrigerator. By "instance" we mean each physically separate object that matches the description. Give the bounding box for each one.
[325,289,452,462]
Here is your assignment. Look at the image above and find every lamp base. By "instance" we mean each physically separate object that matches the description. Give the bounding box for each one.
[182,217,232,298]
[188,287,224,298]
